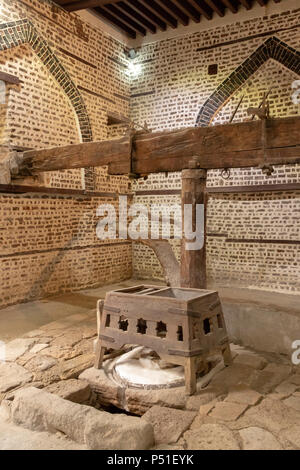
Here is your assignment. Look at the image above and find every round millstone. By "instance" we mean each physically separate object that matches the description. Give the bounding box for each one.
[107,346,185,389]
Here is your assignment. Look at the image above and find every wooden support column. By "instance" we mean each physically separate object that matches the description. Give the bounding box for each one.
[181,168,207,289]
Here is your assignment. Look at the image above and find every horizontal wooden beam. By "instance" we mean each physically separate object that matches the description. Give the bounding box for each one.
[0,71,20,85]
[18,135,131,175]
[129,116,300,175]
[135,183,300,196]
[17,116,300,177]
[0,183,131,198]
[62,0,121,12]
[207,183,300,193]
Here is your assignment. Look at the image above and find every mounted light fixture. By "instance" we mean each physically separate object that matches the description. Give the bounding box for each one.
[125,49,142,78]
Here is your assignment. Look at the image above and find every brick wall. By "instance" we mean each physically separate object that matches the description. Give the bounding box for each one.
[131,6,300,293]
[0,0,299,308]
[0,0,132,308]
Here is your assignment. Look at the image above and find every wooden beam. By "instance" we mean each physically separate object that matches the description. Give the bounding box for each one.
[181,169,207,289]
[156,0,190,26]
[190,0,213,19]
[130,117,300,175]
[127,0,167,30]
[62,0,120,11]
[17,117,300,177]
[0,71,20,85]
[221,0,239,13]
[93,6,137,37]
[116,1,157,33]
[18,136,131,175]
[238,0,252,9]
[204,0,225,17]
[104,3,147,35]
[174,0,201,22]
[141,0,178,28]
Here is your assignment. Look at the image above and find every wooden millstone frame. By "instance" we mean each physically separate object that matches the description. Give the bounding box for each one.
[94,285,233,395]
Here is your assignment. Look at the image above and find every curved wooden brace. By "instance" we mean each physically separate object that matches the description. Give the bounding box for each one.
[139,239,180,287]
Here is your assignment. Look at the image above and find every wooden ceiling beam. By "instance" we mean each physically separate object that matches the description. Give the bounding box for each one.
[173,0,201,23]
[203,0,226,17]
[127,0,167,31]
[103,4,147,35]
[62,0,120,12]
[221,0,239,13]
[238,0,252,10]
[94,6,137,37]
[116,1,157,33]
[189,0,213,20]
[140,0,178,29]
[156,0,190,26]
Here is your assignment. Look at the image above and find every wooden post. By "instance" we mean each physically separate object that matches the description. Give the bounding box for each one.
[181,168,207,289]
[185,356,197,395]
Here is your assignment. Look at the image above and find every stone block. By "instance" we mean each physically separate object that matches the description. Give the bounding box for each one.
[225,385,262,406]
[184,423,239,450]
[209,401,248,421]
[5,339,36,362]
[11,387,154,450]
[0,363,33,393]
[234,353,267,370]
[45,379,91,404]
[239,427,282,450]
[142,406,196,445]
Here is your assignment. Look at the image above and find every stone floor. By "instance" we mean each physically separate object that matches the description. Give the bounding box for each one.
[0,280,300,450]
[0,279,164,343]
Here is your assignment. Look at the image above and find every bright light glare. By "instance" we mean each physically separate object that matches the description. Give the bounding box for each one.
[127,61,142,77]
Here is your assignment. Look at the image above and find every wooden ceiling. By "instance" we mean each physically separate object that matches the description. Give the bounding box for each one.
[55,0,282,38]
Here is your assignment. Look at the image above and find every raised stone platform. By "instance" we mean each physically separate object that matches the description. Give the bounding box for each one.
[218,287,300,355]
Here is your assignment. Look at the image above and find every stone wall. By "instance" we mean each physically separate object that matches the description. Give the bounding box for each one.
[131,6,300,293]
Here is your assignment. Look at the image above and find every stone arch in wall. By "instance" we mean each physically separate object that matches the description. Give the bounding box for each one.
[0,19,92,142]
[196,37,300,127]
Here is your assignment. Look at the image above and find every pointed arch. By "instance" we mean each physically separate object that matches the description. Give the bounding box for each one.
[0,19,92,142]
[196,37,300,127]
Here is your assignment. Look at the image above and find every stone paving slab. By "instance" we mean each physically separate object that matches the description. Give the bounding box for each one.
[239,426,283,450]
[225,385,262,406]
[0,363,33,393]
[209,401,248,421]
[142,406,196,444]
[184,423,240,450]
